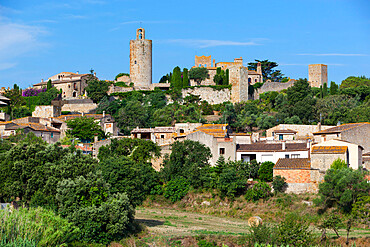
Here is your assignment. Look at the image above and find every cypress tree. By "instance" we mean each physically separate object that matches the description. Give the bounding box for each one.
[225,69,229,85]
[182,68,189,87]
[47,79,52,90]
[320,85,323,99]
[171,67,182,89]
[330,81,338,95]
[323,83,328,97]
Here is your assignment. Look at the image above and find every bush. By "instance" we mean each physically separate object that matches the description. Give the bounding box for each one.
[163,177,189,202]
[258,161,275,182]
[276,213,314,246]
[217,167,247,199]
[245,182,271,201]
[0,207,79,247]
[272,175,287,193]
[248,223,278,245]
[331,158,347,170]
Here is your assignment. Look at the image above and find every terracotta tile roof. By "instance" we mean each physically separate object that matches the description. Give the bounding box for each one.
[311,146,347,154]
[195,124,228,138]
[313,123,369,135]
[274,158,311,169]
[237,142,308,152]
[273,129,297,134]
[6,123,60,132]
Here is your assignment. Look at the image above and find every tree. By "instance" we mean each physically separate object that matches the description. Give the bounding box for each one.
[161,140,212,188]
[114,72,129,81]
[286,78,312,105]
[66,116,106,142]
[4,84,25,120]
[182,68,189,87]
[316,168,370,213]
[330,81,338,95]
[258,161,275,182]
[85,76,110,103]
[245,182,271,201]
[38,87,60,105]
[331,158,347,170]
[340,76,370,89]
[247,60,285,82]
[213,67,228,85]
[171,66,182,89]
[116,100,149,135]
[188,67,209,85]
[47,79,52,90]
[323,83,328,97]
[272,175,287,193]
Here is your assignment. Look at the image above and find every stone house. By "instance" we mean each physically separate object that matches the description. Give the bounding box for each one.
[271,129,297,141]
[131,127,175,146]
[5,122,60,144]
[186,124,236,166]
[313,122,370,153]
[266,123,335,141]
[311,139,363,170]
[33,72,95,99]
[236,142,309,163]
[273,158,317,193]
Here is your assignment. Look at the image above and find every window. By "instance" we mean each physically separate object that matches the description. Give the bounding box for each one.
[135,60,137,64]
[279,134,283,140]
[291,154,300,158]
[51,133,54,138]
[179,129,184,134]
[204,64,207,67]
[255,79,257,82]
[285,154,289,158]
[199,64,201,67]
[160,135,165,139]
[219,148,225,155]
[248,78,251,83]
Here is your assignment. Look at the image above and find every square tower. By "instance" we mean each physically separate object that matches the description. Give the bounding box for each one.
[308,64,328,88]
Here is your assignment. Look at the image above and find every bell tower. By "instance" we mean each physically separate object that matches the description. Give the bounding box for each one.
[130,28,152,88]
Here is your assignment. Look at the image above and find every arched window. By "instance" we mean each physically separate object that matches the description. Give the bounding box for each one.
[135,60,137,64]
[73,91,77,97]
[248,78,251,83]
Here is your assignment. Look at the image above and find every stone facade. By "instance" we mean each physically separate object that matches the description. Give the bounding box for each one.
[230,66,248,103]
[130,28,152,88]
[61,99,97,113]
[266,123,334,140]
[308,64,328,88]
[182,87,231,105]
[195,55,214,68]
[32,105,61,118]
[254,80,295,99]
[273,169,316,193]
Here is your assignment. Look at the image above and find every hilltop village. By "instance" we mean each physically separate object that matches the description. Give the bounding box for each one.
[0,28,369,246]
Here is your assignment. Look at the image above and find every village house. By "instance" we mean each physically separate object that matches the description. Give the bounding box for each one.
[313,122,370,153]
[266,123,335,141]
[237,142,309,163]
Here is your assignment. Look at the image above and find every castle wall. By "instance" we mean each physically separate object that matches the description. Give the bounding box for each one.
[189,68,217,86]
[32,105,61,118]
[181,87,231,105]
[254,80,294,99]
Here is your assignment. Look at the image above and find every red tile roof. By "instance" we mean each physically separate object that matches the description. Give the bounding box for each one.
[237,142,308,152]
[274,158,311,169]
[313,123,369,135]
[311,146,347,154]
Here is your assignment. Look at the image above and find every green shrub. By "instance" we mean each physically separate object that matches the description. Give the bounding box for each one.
[163,177,189,202]
[276,213,314,246]
[248,223,278,245]
[245,182,271,201]
[258,161,275,182]
[0,207,79,247]
[217,167,247,199]
[197,239,216,247]
[272,175,287,193]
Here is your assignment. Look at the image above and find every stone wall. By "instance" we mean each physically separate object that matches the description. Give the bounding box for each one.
[254,80,294,99]
[32,105,60,118]
[273,169,317,193]
[311,152,346,172]
[108,85,134,94]
[182,87,231,105]
[341,124,370,153]
[230,66,248,103]
[266,124,334,139]
[61,99,97,113]
[308,64,327,88]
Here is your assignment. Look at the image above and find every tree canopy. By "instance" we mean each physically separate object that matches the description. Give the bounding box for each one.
[189,67,209,85]
[85,76,111,103]
[247,59,286,82]
[66,116,106,142]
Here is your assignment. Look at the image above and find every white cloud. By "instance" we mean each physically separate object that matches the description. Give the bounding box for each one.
[0,22,47,70]
[64,14,88,19]
[297,53,368,56]
[163,39,259,48]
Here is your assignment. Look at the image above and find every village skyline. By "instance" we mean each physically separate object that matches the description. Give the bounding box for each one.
[1,0,370,88]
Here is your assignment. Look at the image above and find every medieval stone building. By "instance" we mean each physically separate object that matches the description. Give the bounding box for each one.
[308,64,328,88]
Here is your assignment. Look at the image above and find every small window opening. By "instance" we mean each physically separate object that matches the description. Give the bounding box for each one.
[179,129,184,134]
[160,135,165,139]
[219,148,225,155]
[135,60,137,64]
[285,154,289,158]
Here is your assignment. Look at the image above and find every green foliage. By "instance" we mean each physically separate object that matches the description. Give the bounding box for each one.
[12,106,32,118]
[100,156,159,206]
[197,239,216,247]
[38,87,60,105]
[66,116,106,142]
[116,100,149,135]
[213,68,229,85]
[248,223,278,245]
[161,140,212,188]
[85,76,110,103]
[318,213,343,238]
[56,172,136,244]
[182,68,189,87]
[351,195,370,227]
[330,81,338,95]
[323,82,328,97]
[0,207,79,247]
[258,161,275,182]
[340,76,370,89]
[245,182,271,201]
[47,79,52,90]
[247,60,286,82]
[189,67,209,85]
[276,213,314,246]
[163,177,189,202]
[316,168,370,213]
[272,175,287,193]
[97,138,160,163]
[171,66,182,89]
[331,158,347,170]
[4,84,26,120]
[115,73,129,81]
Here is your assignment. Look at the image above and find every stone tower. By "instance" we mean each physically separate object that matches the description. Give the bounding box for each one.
[230,66,249,103]
[130,28,152,88]
[308,64,327,88]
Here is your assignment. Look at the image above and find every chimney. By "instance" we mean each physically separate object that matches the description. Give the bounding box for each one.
[282,141,286,150]
[103,111,105,118]
[318,122,322,132]
[257,62,262,75]
[41,79,44,83]
[82,112,84,117]
[76,71,79,74]
[94,134,98,143]
[94,72,96,77]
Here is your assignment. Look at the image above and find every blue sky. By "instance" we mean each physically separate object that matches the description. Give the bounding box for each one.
[0,0,369,89]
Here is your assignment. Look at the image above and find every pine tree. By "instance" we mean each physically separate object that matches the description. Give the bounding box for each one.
[182,68,189,87]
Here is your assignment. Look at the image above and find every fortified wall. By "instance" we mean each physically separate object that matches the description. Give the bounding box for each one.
[61,99,97,113]
[254,80,295,99]
[181,87,231,105]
